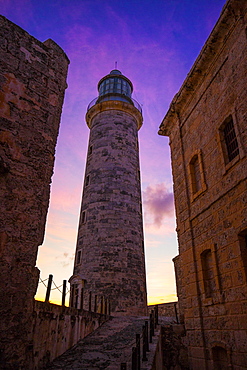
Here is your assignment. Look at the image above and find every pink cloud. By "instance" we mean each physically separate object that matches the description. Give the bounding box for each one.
[143,183,174,228]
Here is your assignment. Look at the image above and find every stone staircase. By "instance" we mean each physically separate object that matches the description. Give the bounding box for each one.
[45,316,163,370]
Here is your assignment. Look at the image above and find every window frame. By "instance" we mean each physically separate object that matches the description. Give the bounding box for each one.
[218,113,244,173]
[188,149,207,201]
[219,115,239,165]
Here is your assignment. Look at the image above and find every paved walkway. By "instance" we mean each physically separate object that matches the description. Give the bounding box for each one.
[46,316,164,370]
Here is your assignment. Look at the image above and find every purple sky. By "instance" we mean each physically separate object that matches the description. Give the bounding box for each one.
[1,0,226,304]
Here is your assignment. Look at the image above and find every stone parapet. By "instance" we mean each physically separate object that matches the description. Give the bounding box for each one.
[32,300,109,369]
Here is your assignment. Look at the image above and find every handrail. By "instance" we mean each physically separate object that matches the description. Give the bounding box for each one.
[87,95,142,114]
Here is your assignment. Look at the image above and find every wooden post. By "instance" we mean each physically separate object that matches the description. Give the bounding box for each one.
[62,280,66,306]
[145,321,149,352]
[174,302,179,323]
[151,310,155,336]
[132,347,137,370]
[149,313,153,343]
[136,334,140,370]
[100,296,103,314]
[94,294,97,312]
[89,291,92,311]
[155,304,159,326]
[142,325,147,361]
[45,274,53,302]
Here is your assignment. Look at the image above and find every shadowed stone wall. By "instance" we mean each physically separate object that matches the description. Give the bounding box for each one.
[148,302,179,319]
[32,301,109,369]
[159,0,247,368]
[0,16,69,369]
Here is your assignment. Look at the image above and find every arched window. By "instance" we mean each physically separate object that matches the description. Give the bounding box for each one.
[212,346,228,370]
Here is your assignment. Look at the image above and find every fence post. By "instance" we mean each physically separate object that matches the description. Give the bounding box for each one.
[62,280,66,306]
[174,302,179,323]
[132,347,137,370]
[145,321,149,352]
[149,312,153,343]
[136,334,140,370]
[155,304,158,327]
[45,274,53,302]
[100,296,103,313]
[89,291,92,311]
[142,325,148,361]
[151,310,155,336]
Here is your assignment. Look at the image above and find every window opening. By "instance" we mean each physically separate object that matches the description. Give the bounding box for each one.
[85,175,90,186]
[81,211,86,224]
[212,346,228,370]
[190,154,201,194]
[221,116,239,163]
[76,250,82,265]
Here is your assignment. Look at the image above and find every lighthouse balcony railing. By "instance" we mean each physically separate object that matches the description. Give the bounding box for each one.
[87,95,142,113]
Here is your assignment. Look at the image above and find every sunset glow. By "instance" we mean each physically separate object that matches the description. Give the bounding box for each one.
[1,0,226,306]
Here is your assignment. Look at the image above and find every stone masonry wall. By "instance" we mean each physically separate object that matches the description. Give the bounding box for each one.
[159,1,247,368]
[72,106,147,316]
[148,302,179,319]
[0,16,69,369]
[32,301,109,369]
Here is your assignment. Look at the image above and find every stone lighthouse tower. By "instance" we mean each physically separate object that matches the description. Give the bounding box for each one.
[70,69,147,316]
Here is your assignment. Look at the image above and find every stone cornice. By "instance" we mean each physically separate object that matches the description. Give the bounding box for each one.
[86,100,143,130]
[158,0,246,137]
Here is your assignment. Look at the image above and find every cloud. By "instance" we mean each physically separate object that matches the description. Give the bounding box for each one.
[143,183,174,228]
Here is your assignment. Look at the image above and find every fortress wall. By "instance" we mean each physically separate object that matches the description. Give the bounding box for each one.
[0,15,69,368]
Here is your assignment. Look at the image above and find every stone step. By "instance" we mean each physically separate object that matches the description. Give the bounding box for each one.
[46,316,161,369]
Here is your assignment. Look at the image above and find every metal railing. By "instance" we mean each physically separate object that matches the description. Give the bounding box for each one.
[87,95,142,113]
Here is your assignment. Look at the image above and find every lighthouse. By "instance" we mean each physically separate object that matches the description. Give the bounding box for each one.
[69,69,147,316]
